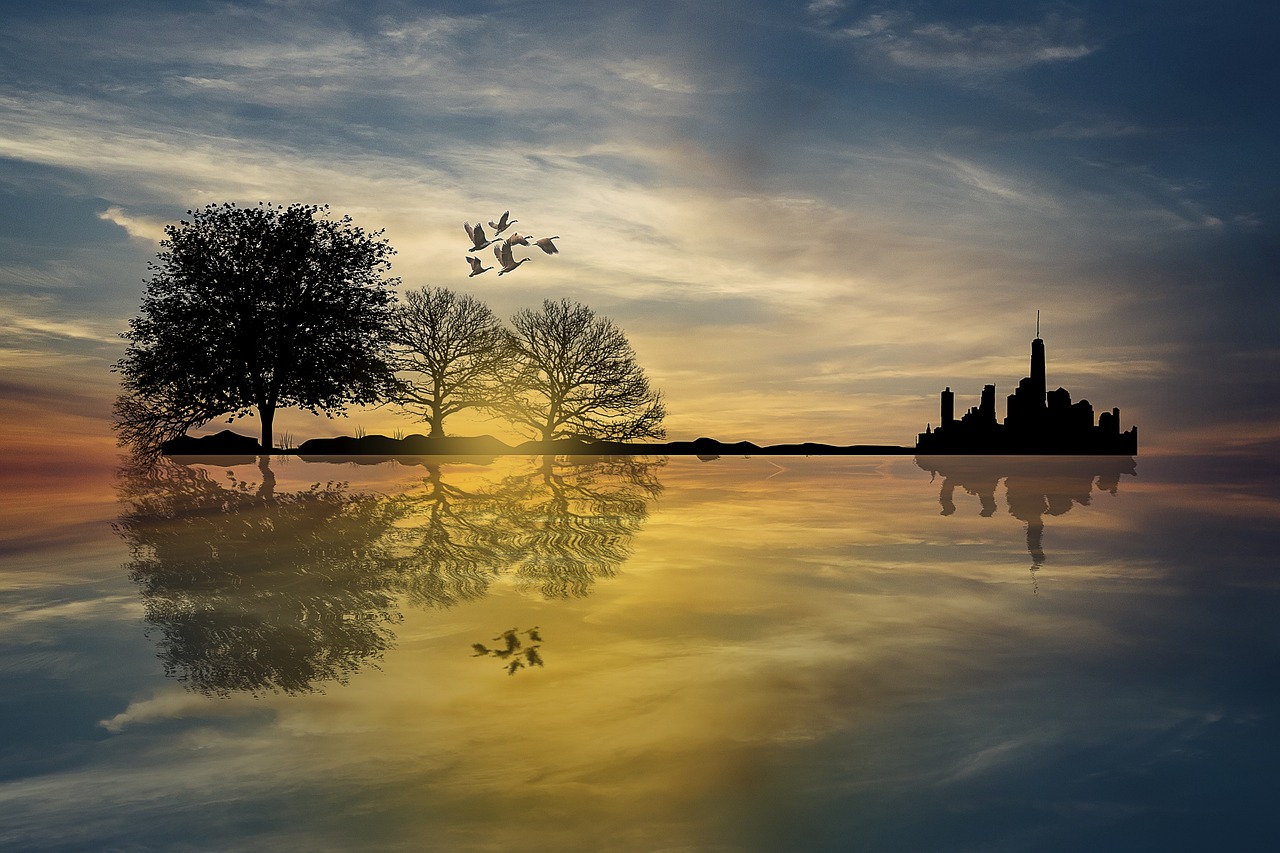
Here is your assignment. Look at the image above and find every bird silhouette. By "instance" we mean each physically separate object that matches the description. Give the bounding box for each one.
[464,221,497,251]
[465,256,492,277]
[494,241,530,275]
[471,643,492,656]
[504,232,531,247]
[533,236,560,255]
[525,626,542,643]
[492,629,522,654]
[488,210,517,235]
[524,646,544,668]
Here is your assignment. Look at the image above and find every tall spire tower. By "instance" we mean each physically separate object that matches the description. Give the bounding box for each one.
[1031,312,1046,405]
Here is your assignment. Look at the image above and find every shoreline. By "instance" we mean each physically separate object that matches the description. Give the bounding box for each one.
[159,431,1136,460]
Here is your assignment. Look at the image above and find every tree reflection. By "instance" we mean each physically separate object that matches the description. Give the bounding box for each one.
[390,457,663,602]
[116,455,664,693]
[490,457,664,598]
[390,463,514,608]
[115,458,409,696]
[916,456,1136,577]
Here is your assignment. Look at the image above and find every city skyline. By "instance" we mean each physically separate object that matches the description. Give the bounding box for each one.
[917,331,1137,454]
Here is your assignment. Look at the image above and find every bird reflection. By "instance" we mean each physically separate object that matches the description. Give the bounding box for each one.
[916,456,1136,582]
[471,626,545,675]
[114,457,409,696]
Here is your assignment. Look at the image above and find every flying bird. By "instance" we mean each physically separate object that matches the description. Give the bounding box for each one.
[504,232,531,247]
[488,210,517,235]
[533,236,560,255]
[464,221,497,251]
[494,240,530,275]
[465,256,492,277]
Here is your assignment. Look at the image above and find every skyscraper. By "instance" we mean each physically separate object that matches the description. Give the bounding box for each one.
[1030,337,1046,405]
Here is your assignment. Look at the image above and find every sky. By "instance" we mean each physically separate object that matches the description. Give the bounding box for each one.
[2,0,1278,455]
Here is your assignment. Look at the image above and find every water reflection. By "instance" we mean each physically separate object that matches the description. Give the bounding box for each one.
[491,458,664,598]
[915,455,1137,575]
[113,458,408,696]
[114,456,662,694]
[392,463,514,609]
[472,627,546,675]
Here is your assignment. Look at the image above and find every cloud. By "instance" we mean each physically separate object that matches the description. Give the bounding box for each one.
[835,14,1096,75]
[933,152,1050,206]
[806,0,849,24]
[0,294,123,349]
[99,689,262,734]
[97,206,167,243]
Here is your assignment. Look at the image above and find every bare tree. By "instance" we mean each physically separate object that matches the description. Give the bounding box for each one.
[501,298,666,442]
[390,287,514,437]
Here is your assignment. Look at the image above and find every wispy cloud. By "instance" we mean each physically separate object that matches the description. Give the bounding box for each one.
[834,13,1096,75]
[933,152,1050,207]
[805,0,849,25]
[100,689,261,734]
[97,206,167,243]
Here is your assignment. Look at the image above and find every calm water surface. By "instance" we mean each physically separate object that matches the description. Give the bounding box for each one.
[1,452,1277,851]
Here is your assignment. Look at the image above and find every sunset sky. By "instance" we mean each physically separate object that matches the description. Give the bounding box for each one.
[2,0,1277,455]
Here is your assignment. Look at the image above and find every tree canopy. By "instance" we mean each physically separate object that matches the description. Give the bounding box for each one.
[390,287,513,437]
[500,298,666,442]
[113,202,400,452]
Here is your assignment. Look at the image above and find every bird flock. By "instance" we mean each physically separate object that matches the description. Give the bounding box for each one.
[464,210,559,278]
[471,626,544,675]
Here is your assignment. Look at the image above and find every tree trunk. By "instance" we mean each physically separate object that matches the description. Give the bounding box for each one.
[256,455,276,500]
[429,411,444,438]
[260,404,274,453]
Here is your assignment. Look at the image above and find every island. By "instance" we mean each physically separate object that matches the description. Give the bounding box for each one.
[159,331,1138,459]
[160,431,915,458]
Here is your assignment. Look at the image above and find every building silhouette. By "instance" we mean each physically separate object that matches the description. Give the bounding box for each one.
[916,334,1138,455]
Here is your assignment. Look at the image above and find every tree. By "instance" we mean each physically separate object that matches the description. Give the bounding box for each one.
[390,287,513,437]
[501,298,666,442]
[113,202,400,452]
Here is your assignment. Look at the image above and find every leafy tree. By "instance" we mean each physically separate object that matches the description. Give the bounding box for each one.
[501,298,666,442]
[390,287,513,437]
[113,202,400,452]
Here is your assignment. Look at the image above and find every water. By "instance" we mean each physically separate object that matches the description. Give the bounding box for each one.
[1,451,1277,851]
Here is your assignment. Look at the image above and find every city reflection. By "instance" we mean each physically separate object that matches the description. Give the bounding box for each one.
[114,456,663,694]
[915,455,1137,576]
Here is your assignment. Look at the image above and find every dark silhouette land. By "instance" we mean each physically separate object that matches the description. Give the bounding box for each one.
[154,322,1136,458]
[162,431,917,457]
[916,333,1138,455]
